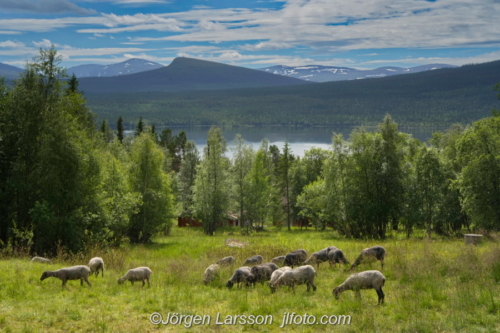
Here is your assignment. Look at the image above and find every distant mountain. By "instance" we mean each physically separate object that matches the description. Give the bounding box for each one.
[0,63,23,80]
[78,57,310,94]
[68,58,164,78]
[259,63,457,82]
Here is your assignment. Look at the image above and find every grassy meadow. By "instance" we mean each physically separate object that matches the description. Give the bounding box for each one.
[1,227,500,333]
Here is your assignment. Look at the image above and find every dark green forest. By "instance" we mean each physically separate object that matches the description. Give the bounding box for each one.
[1,48,500,256]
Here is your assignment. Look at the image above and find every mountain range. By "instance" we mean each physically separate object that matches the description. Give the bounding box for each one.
[67,58,164,78]
[259,64,457,82]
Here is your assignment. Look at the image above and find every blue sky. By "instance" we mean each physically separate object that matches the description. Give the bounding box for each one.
[1,0,499,70]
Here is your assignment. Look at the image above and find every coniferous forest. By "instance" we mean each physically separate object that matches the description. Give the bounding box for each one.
[1,48,500,255]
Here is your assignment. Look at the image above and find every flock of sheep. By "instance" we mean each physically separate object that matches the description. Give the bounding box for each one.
[204,245,387,305]
[32,256,152,288]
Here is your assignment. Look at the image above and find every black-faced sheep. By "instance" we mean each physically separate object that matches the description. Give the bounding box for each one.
[350,245,386,271]
[216,256,235,267]
[88,257,105,277]
[271,256,286,266]
[203,264,220,285]
[243,255,263,266]
[226,266,251,289]
[283,249,307,268]
[31,256,52,264]
[270,265,317,292]
[268,266,292,293]
[327,248,350,268]
[332,270,386,305]
[304,246,337,269]
[40,265,91,288]
[118,267,152,287]
[245,263,278,287]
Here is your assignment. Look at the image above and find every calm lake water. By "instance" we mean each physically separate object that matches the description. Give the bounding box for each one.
[153,126,439,158]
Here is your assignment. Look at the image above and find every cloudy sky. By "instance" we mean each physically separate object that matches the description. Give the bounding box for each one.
[0,0,499,70]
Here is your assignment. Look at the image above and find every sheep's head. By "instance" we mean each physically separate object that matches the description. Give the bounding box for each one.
[245,274,257,287]
[226,280,234,289]
[268,281,277,293]
[117,278,124,285]
[332,287,341,299]
[40,271,50,281]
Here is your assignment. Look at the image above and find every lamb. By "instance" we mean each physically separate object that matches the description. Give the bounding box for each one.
[268,266,292,293]
[88,257,105,277]
[40,265,91,288]
[283,249,307,268]
[226,266,251,289]
[304,246,337,269]
[203,264,221,285]
[31,256,52,264]
[118,267,152,287]
[271,256,286,266]
[332,270,386,305]
[245,263,278,287]
[270,265,317,292]
[216,256,235,267]
[242,255,264,266]
[350,245,386,271]
[327,248,350,268]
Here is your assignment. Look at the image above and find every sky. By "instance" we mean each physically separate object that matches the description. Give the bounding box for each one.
[0,0,500,70]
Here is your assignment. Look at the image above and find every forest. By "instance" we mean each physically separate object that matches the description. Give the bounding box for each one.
[1,48,500,256]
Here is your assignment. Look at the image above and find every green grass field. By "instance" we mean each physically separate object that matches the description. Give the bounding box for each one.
[1,227,499,333]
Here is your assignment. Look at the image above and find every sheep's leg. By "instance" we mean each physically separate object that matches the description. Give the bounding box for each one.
[147,279,150,288]
[85,278,91,287]
[380,259,384,270]
[311,281,317,292]
[142,280,145,287]
[376,288,385,305]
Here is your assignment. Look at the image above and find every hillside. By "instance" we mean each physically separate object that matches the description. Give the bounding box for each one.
[78,57,310,94]
[86,59,500,128]
[0,63,23,81]
[68,58,163,78]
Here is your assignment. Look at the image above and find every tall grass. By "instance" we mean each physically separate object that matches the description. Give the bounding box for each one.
[0,227,499,332]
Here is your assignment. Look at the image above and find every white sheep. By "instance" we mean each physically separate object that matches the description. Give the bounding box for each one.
[203,264,221,285]
[283,249,307,268]
[226,266,251,289]
[304,246,337,269]
[216,256,235,266]
[118,267,152,287]
[31,256,52,264]
[245,263,278,287]
[332,270,386,305]
[88,257,105,277]
[40,265,91,288]
[327,248,350,268]
[270,265,317,292]
[243,255,263,266]
[350,245,386,271]
[271,256,286,266]
[268,266,292,293]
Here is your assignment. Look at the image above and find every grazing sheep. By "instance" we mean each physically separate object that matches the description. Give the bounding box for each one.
[216,256,236,267]
[118,267,152,287]
[226,266,251,289]
[332,270,386,305]
[203,264,221,285]
[40,265,91,288]
[271,256,286,266]
[283,249,307,268]
[88,257,105,277]
[243,255,264,266]
[268,266,292,293]
[270,265,317,292]
[350,246,386,271]
[245,263,278,287]
[304,246,337,269]
[31,256,52,264]
[327,248,350,268]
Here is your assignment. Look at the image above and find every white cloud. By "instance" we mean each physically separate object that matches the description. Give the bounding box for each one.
[32,39,54,48]
[0,40,25,48]
[240,41,293,51]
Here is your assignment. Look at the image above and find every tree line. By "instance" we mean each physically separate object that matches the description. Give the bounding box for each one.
[1,48,499,255]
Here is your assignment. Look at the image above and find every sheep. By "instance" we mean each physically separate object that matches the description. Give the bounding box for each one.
[245,263,278,287]
[283,249,307,268]
[332,270,386,305]
[243,255,264,266]
[216,256,236,267]
[118,267,152,287]
[268,266,292,293]
[304,246,337,269]
[226,266,251,289]
[350,245,386,271]
[203,264,221,285]
[271,256,286,266]
[40,265,91,288]
[88,257,105,277]
[31,256,52,264]
[327,248,350,268]
[270,265,317,292]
